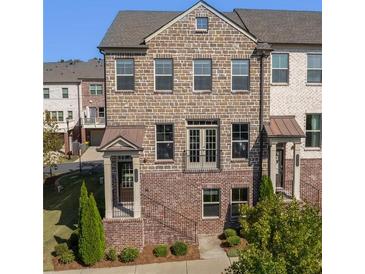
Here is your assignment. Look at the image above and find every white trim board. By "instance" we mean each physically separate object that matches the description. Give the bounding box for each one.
[144,1,257,44]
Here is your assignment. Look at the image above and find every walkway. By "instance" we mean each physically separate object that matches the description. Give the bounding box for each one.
[75,146,103,162]
[45,257,239,274]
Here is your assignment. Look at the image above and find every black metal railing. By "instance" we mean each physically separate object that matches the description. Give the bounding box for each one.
[142,194,197,243]
[112,203,135,218]
[302,181,321,209]
[183,149,221,172]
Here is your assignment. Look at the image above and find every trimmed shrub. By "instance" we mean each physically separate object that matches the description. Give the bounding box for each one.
[105,248,117,261]
[171,241,188,256]
[259,175,274,201]
[120,247,139,263]
[59,249,75,264]
[226,248,239,257]
[54,243,68,257]
[227,236,241,247]
[78,191,105,265]
[153,244,168,257]
[224,228,237,238]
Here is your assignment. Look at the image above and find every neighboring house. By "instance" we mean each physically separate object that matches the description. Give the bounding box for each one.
[43,59,105,154]
[97,1,321,249]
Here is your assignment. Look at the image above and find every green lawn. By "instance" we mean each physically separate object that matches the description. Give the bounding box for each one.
[43,171,104,271]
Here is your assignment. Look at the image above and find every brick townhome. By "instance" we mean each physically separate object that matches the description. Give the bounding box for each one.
[98,1,321,249]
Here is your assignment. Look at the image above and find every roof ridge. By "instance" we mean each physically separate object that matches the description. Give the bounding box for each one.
[235,8,321,13]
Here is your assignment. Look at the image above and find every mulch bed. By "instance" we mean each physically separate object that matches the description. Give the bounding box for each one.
[53,244,200,271]
[219,234,248,254]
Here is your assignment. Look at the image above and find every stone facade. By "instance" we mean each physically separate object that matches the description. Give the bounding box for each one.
[102,5,271,248]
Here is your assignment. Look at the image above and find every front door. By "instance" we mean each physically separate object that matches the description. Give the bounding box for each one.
[118,157,134,204]
[89,107,97,123]
[276,148,284,188]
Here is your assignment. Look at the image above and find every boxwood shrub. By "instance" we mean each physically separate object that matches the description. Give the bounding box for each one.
[59,249,75,264]
[224,228,237,238]
[227,235,241,247]
[153,244,168,257]
[171,241,188,256]
[54,243,69,257]
[120,247,139,262]
[105,248,117,261]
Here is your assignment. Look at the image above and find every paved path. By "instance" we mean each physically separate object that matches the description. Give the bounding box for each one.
[45,257,239,274]
[198,235,227,259]
[75,146,103,162]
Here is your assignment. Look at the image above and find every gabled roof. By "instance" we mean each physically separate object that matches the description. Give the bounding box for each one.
[98,126,145,152]
[99,3,321,49]
[264,116,305,138]
[43,59,104,83]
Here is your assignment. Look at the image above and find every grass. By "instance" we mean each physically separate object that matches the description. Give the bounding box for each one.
[43,170,104,271]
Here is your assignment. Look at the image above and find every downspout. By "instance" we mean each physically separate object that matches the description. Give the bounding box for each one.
[99,49,107,127]
[259,53,264,181]
[77,82,82,172]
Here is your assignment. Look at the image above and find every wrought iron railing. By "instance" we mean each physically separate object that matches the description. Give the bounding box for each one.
[183,149,221,172]
[142,194,197,243]
[301,181,321,209]
[112,202,135,218]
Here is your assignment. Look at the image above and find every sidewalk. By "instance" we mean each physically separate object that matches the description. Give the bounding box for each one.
[45,257,239,274]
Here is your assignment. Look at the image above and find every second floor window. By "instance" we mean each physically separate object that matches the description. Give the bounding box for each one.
[50,111,63,122]
[156,124,174,160]
[306,114,321,148]
[155,59,173,91]
[194,59,212,91]
[232,60,249,91]
[307,54,322,83]
[98,107,105,118]
[272,53,289,84]
[43,88,49,99]
[116,59,134,90]
[62,88,69,98]
[67,111,73,120]
[90,84,103,95]
[232,123,249,159]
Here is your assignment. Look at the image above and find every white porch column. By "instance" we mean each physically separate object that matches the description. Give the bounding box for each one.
[103,156,113,218]
[292,143,301,200]
[270,142,277,192]
[132,155,141,218]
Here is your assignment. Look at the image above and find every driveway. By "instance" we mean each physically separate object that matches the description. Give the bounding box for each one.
[77,146,103,162]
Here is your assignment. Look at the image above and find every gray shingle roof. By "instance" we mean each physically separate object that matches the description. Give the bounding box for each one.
[44,59,104,83]
[99,8,321,49]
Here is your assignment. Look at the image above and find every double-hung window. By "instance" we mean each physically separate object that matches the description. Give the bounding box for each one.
[232,60,249,91]
[231,188,248,218]
[50,111,63,122]
[43,88,49,99]
[306,114,321,148]
[62,88,69,98]
[307,54,322,83]
[196,17,208,31]
[116,59,134,90]
[232,123,249,159]
[272,53,289,84]
[98,107,105,118]
[194,59,212,91]
[67,111,73,120]
[156,124,174,160]
[89,84,103,95]
[155,59,173,91]
[203,189,220,218]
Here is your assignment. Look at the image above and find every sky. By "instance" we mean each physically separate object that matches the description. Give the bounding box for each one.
[44,0,322,62]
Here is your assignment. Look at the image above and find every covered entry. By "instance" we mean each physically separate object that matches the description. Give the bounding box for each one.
[264,116,305,200]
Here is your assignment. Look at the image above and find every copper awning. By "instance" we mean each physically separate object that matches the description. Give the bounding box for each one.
[264,116,305,138]
[98,126,145,152]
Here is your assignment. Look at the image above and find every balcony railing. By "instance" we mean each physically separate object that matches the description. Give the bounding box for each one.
[82,117,105,127]
[183,149,221,172]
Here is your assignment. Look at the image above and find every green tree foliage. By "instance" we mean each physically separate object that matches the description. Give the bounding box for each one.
[43,111,63,175]
[78,181,88,227]
[226,197,322,274]
[259,175,274,201]
[78,190,105,265]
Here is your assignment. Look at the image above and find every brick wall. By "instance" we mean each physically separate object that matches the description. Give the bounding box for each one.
[80,79,105,118]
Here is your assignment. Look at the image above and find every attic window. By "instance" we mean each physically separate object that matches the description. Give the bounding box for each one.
[196,17,208,31]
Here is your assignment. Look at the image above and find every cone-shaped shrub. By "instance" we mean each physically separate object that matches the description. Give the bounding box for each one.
[259,175,274,201]
[78,181,88,227]
[78,193,105,265]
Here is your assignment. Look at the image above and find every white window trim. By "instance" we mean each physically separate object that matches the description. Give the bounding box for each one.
[67,111,73,120]
[50,111,64,122]
[43,88,50,99]
[115,59,134,92]
[62,88,69,98]
[231,123,250,160]
[202,189,220,219]
[306,53,322,84]
[230,188,249,219]
[98,107,105,118]
[89,84,103,95]
[196,17,208,31]
[154,59,173,92]
[231,60,249,92]
[271,52,289,85]
[116,156,134,205]
[305,113,322,149]
[155,124,174,161]
[193,59,212,92]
